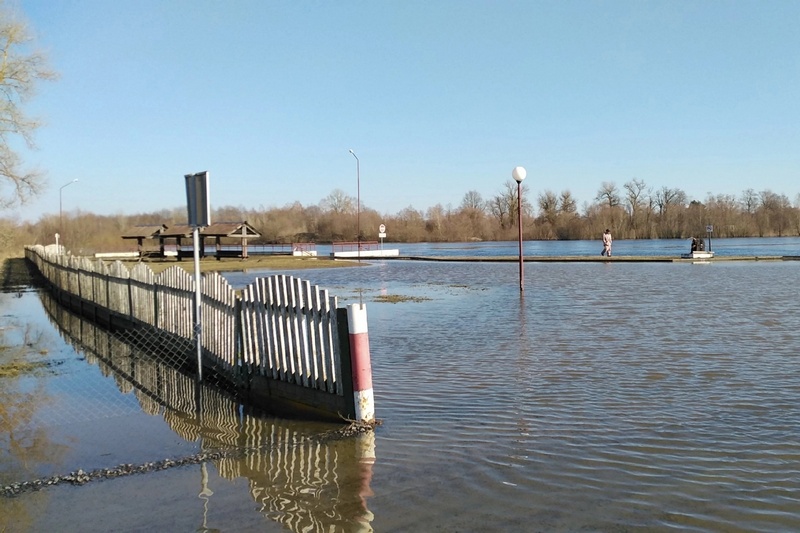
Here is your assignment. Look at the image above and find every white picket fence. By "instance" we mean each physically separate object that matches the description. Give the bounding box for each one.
[25,245,344,396]
[40,288,374,529]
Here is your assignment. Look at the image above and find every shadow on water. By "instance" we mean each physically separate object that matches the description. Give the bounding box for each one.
[2,291,375,532]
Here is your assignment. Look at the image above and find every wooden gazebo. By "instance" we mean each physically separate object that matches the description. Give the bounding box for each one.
[203,221,262,260]
[158,221,262,260]
[120,224,168,257]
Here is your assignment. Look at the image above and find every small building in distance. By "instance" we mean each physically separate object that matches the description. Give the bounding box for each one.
[204,221,263,260]
[159,221,263,260]
[121,224,169,257]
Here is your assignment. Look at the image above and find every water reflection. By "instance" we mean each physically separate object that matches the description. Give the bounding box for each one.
[229,260,800,531]
[38,292,375,532]
[306,236,800,258]
[0,294,70,530]
[9,253,800,531]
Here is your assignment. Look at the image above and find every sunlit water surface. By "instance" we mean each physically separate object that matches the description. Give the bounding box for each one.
[3,245,800,532]
[225,258,800,531]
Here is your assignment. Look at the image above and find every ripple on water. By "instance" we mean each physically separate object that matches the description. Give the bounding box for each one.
[231,260,800,531]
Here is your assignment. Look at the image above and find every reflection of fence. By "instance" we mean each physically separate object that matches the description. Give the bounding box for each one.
[25,245,374,422]
[40,291,375,532]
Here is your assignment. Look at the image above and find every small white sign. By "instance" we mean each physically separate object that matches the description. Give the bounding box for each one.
[706,225,714,233]
[379,232,387,239]
[379,224,386,233]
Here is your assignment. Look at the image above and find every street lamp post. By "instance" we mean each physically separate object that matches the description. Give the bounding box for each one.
[349,149,361,262]
[511,167,526,292]
[59,179,79,250]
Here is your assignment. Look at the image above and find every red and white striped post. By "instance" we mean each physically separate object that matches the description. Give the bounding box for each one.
[347,303,374,422]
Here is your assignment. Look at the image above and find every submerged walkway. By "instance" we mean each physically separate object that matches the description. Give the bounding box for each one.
[388,255,798,263]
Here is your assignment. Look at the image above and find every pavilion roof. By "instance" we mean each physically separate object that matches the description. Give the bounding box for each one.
[121,224,168,239]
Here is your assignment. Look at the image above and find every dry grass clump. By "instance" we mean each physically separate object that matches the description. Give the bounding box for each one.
[373,294,431,304]
[0,359,49,378]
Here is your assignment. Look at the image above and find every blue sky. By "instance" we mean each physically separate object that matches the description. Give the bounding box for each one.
[12,0,800,223]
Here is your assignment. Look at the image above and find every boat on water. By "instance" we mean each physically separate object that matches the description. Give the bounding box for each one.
[681,250,715,259]
[680,236,714,259]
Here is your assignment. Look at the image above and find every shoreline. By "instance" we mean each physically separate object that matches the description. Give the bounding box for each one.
[388,255,795,263]
[5,252,798,293]
[1,255,362,291]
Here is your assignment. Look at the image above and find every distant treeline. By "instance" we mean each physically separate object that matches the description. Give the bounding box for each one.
[3,180,800,256]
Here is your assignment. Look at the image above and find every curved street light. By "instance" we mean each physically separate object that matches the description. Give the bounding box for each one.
[59,179,79,250]
[349,149,360,262]
[512,167,526,292]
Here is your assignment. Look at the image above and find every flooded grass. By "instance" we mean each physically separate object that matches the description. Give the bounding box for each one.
[0,321,53,378]
[373,294,432,303]
[0,359,51,378]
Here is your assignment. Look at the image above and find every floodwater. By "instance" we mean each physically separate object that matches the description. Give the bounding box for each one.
[319,235,800,258]
[2,241,800,532]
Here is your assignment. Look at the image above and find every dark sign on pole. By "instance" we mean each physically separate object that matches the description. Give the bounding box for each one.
[185,171,211,227]
[184,170,210,381]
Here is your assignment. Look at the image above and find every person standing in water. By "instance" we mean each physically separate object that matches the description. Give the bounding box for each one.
[601,229,612,256]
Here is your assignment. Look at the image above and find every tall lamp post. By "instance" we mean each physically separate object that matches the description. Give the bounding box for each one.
[511,166,526,292]
[59,178,79,250]
[348,149,361,262]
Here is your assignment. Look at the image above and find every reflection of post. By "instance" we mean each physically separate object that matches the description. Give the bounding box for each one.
[516,295,530,371]
[514,295,533,443]
[198,462,214,531]
[347,303,374,422]
[355,431,376,530]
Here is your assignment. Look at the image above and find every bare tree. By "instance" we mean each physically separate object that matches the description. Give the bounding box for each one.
[558,190,577,215]
[320,189,355,215]
[537,190,559,227]
[491,180,531,230]
[456,190,488,239]
[793,194,800,236]
[596,182,621,209]
[623,178,648,238]
[488,193,509,229]
[594,181,624,233]
[0,5,57,208]
[460,190,484,212]
[425,203,448,240]
[686,200,707,235]
[395,206,425,241]
[775,193,793,237]
[756,190,793,236]
[653,186,687,237]
[653,186,686,216]
[740,189,758,215]
[704,193,741,237]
